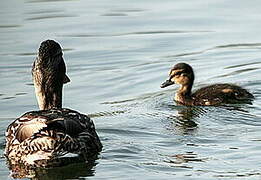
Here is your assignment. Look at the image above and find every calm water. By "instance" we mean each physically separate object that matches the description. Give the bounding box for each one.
[1,0,261,179]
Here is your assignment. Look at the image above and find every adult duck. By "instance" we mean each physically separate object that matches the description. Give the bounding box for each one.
[5,40,102,167]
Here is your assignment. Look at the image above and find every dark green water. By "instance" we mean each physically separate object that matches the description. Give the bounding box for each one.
[1,0,261,179]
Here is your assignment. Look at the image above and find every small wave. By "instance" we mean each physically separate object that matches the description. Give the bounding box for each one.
[163,42,261,59]
[99,128,163,138]
[102,91,165,105]
[225,61,261,69]
[2,49,73,57]
[164,152,206,164]
[214,43,261,49]
[26,0,75,3]
[15,92,27,96]
[0,25,21,28]
[112,9,146,13]
[88,110,127,118]
[1,96,15,100]
[213,172,261,178]
[25,14,77,21]
[26,9,64,15]
[101,13,128,17]
[216,67,260,78]
[59,30,210,38]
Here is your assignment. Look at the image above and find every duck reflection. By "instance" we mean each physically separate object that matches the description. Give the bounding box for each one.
[165,101,252,135]
[165,105,206,134]
[7,157,97,179]
[164,151,205,165]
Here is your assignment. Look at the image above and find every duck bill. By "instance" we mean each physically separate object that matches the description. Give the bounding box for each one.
[63,74,70,84]
[160,79,174,88]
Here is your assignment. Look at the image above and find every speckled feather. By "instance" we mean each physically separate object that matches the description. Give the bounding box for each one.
[5,108,102,167]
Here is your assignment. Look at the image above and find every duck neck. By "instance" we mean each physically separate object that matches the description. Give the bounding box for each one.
[34,78,63,110]
[175,84,193,103]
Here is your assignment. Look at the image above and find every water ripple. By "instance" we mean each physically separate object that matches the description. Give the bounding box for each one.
[25,14,77,21]
[59,30,211,38]
[164,43,261,59]
[101,13,128,17]
[0,48,72,57]
[112,9,146,13]
[225,61,261,69]
[88,110,127,118]
[216,67,260,78]
[26,9,64,15]
[0,25,21,29]
[26,0,75,3]
[164,152,206,164]
[214,43,261,49]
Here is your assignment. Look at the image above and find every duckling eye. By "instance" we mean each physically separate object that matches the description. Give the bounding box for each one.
[174,71,183,76]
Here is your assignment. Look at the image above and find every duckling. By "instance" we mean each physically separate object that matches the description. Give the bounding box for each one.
[5,40,102,167]
[161,63,254,106]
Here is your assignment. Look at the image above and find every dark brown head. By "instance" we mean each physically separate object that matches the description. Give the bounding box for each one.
[32,40,70,110]
[161,63,194,88]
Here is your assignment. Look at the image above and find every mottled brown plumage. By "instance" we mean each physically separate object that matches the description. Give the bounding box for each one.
[5,108,102,167]
[5,40,102,170]
[32,40,70,110]
[161,63,254,106]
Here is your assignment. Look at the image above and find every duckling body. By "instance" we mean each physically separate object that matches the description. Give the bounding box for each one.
[161,63,253,106]
[5,40,102,168]
[191,83,253,105]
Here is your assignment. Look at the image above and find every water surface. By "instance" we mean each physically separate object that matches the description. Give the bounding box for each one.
[1,0,261,179]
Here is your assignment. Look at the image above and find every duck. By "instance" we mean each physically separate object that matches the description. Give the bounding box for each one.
[161,63,254,106]
[5,40,102,168]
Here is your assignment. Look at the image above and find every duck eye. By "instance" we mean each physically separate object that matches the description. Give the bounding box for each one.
[174,71,183,76]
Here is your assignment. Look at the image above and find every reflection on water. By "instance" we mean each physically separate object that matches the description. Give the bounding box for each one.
[1,0,261,179]
[9,160,96,179]
[165,152,205,164]
[158,105,200,134]
[174,108,199,130]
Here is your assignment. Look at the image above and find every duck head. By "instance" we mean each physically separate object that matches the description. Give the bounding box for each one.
[32,40,70,110]
[161,63,194,89]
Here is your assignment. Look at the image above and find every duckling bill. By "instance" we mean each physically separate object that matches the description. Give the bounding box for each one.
[161,79,174,88]
[161,63,254,106]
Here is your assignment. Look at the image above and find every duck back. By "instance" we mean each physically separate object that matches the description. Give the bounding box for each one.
[5,108,102,167]
[192,83,254,105]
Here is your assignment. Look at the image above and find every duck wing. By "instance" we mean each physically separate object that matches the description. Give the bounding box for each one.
[42,108,102,154]
[5,108,102,167]
[192,83,253,105]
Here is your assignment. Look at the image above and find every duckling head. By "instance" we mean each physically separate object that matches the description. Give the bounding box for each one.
[161,63,194,88]
[32,40,70,110]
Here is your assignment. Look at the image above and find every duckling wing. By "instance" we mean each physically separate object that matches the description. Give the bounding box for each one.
[192,83,253,105]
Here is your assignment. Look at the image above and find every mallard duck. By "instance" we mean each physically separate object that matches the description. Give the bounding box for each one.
[5,40,102,167]
[161,63,254,106]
